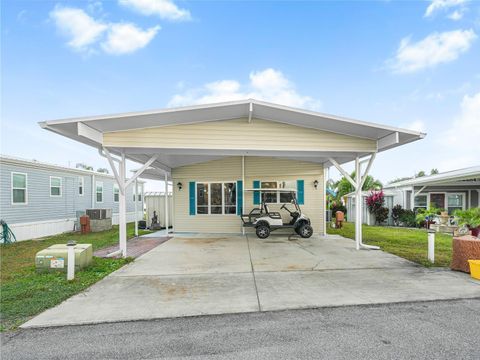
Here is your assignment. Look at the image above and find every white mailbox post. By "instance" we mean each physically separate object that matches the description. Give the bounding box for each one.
[67,240,76,281]
[428,230,435,264]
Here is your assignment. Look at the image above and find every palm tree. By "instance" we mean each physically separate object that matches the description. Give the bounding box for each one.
[335,171,382,198]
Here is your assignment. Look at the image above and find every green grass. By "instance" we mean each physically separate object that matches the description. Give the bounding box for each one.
[0,223,149,331]
[327,222,453,267]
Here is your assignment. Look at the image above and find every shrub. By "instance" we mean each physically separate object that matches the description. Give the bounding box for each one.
[366,190,389,225]
[392,204,404,226]
[399,209,416,227]
[454,208,480,228]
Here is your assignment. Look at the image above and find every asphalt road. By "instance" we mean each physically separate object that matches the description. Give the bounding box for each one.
[2,299,480,359]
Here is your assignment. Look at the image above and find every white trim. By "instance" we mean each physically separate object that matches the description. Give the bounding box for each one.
[49,176,62,197]
[78,176,84,196]
[96,180,104,203]
[11,172,28,205]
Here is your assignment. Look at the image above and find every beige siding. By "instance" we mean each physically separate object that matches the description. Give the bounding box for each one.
[104,118,376,152]
[172,156,324,234]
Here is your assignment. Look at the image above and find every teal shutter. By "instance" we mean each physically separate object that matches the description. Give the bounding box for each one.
[297,179,305,205]
[189,181,196,215]
[253,180,260,205]
[236,180,243,215]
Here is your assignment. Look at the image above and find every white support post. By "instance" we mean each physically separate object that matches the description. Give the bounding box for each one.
[428,231,435,264]
[242,155,245,235]
[323,163,328,236]
[119,153,127,257]
[355,157,362,251]
[164,173,169,234]
[134,179,138,237]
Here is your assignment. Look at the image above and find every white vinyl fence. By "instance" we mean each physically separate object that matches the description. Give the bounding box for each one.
[144,192,173,228]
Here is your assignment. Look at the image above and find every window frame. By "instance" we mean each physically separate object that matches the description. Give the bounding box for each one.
[50,176,62,197]
[78,176,84,196]
[196,181,237,216]
[11,172,28,205]
[96,181,104,203]
[113,184,119,203]
[446,192,465,214]
[260,180,297,204]
[413,194,427,212]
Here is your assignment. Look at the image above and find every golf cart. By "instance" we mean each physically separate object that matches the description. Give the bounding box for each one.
[241,188,313,239]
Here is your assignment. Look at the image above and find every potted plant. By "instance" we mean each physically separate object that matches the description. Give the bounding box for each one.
[454,208,480,237]
[415,206,441,229]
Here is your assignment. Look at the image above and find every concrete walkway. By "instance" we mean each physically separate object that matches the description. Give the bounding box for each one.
[22,234,480,328]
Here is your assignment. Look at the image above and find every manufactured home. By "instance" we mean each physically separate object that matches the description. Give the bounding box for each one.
[39,99,425,255]
[0,155,144,241]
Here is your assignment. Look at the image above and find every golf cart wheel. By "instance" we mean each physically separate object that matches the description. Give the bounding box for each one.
[256,225,270,239]
[298,224,313,238]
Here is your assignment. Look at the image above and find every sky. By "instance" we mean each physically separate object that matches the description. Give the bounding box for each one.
[2,0,480,191]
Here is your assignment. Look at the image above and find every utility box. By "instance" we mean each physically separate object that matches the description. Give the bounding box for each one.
[86,209,112,232]
[35,243,93,273]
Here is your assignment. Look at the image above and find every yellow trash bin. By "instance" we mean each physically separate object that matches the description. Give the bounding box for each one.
[468,260,480,280]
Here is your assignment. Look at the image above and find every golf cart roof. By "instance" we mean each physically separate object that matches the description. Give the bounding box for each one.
[244,188,297,192]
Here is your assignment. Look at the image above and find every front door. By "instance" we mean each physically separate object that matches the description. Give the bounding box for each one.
[429,193,445,210]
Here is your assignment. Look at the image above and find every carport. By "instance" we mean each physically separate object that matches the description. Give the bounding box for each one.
[39,99,425,256]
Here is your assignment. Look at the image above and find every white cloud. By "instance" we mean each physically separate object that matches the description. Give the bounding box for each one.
[424,0,466,18]
[401,120,427,133]
[50,6,108,52]
[389,29,476,73]
[101,23,160,55]
[443,92,480,150]
[448,9,464,20]
[168,68,321,110]
[50,6,160,55]
[119,0,191,21]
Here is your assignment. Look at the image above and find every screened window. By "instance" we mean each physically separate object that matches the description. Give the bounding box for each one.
[414,195,427,212]
[447,194,464,214]
[96,181,103,203]
[196,182,236,215]
[50,177,62,197]
[260,181,296,203]
[12,172,27,204]
[78,177,84,196]
[113,184,119,202]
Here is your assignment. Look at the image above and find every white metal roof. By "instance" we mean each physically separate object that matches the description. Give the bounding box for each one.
[384,166,480,188]
[39,99,425,172]
[0,154,143,182]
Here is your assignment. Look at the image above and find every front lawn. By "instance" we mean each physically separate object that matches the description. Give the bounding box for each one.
[0,223,149,331]
[327,222,453,267]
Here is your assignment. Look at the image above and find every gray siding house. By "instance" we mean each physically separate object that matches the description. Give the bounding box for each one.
[0,155,144,241]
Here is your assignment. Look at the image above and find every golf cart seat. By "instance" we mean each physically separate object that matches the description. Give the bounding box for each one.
[264,203,282,219]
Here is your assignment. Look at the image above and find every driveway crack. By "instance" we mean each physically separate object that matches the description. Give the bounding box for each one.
[246,234,262,312]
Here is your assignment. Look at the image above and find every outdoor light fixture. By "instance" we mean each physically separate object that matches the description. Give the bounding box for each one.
[313,180,319,189]
[177,182,183,191]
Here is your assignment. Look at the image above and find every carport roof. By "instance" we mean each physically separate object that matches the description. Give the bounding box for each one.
[384,166,480,188]
[39,99,425,172]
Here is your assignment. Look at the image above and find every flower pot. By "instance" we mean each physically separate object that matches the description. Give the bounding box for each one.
[469,226,480,238]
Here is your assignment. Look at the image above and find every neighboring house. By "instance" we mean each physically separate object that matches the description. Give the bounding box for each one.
[345,189,400,226]
[384,166,480,214]
[39,99,424,244]
[345,166,480,225]
[0,155,144,241]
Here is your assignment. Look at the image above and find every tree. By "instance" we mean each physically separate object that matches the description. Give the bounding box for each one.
[416,170,426,177]
[335,171,383,198]
[430,168,439,175]
[76,163,93,171]
[97,168,109,174]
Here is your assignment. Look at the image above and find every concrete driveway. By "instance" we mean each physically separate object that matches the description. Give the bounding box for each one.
[22,234,480,328]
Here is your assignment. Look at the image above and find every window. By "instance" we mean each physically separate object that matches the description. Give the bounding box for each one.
[447,194,464,214]
[414,195,427,212]
[12,172,27,204]
[96,181,103,203]
[196,182,236,215]
[260,180,296,203]
[138,194,142,202]
[78,177,84,196]
[50,177,62,197]
[113,184,119,202]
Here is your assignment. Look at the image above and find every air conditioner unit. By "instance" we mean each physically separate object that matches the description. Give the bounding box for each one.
[86,209,112,220]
